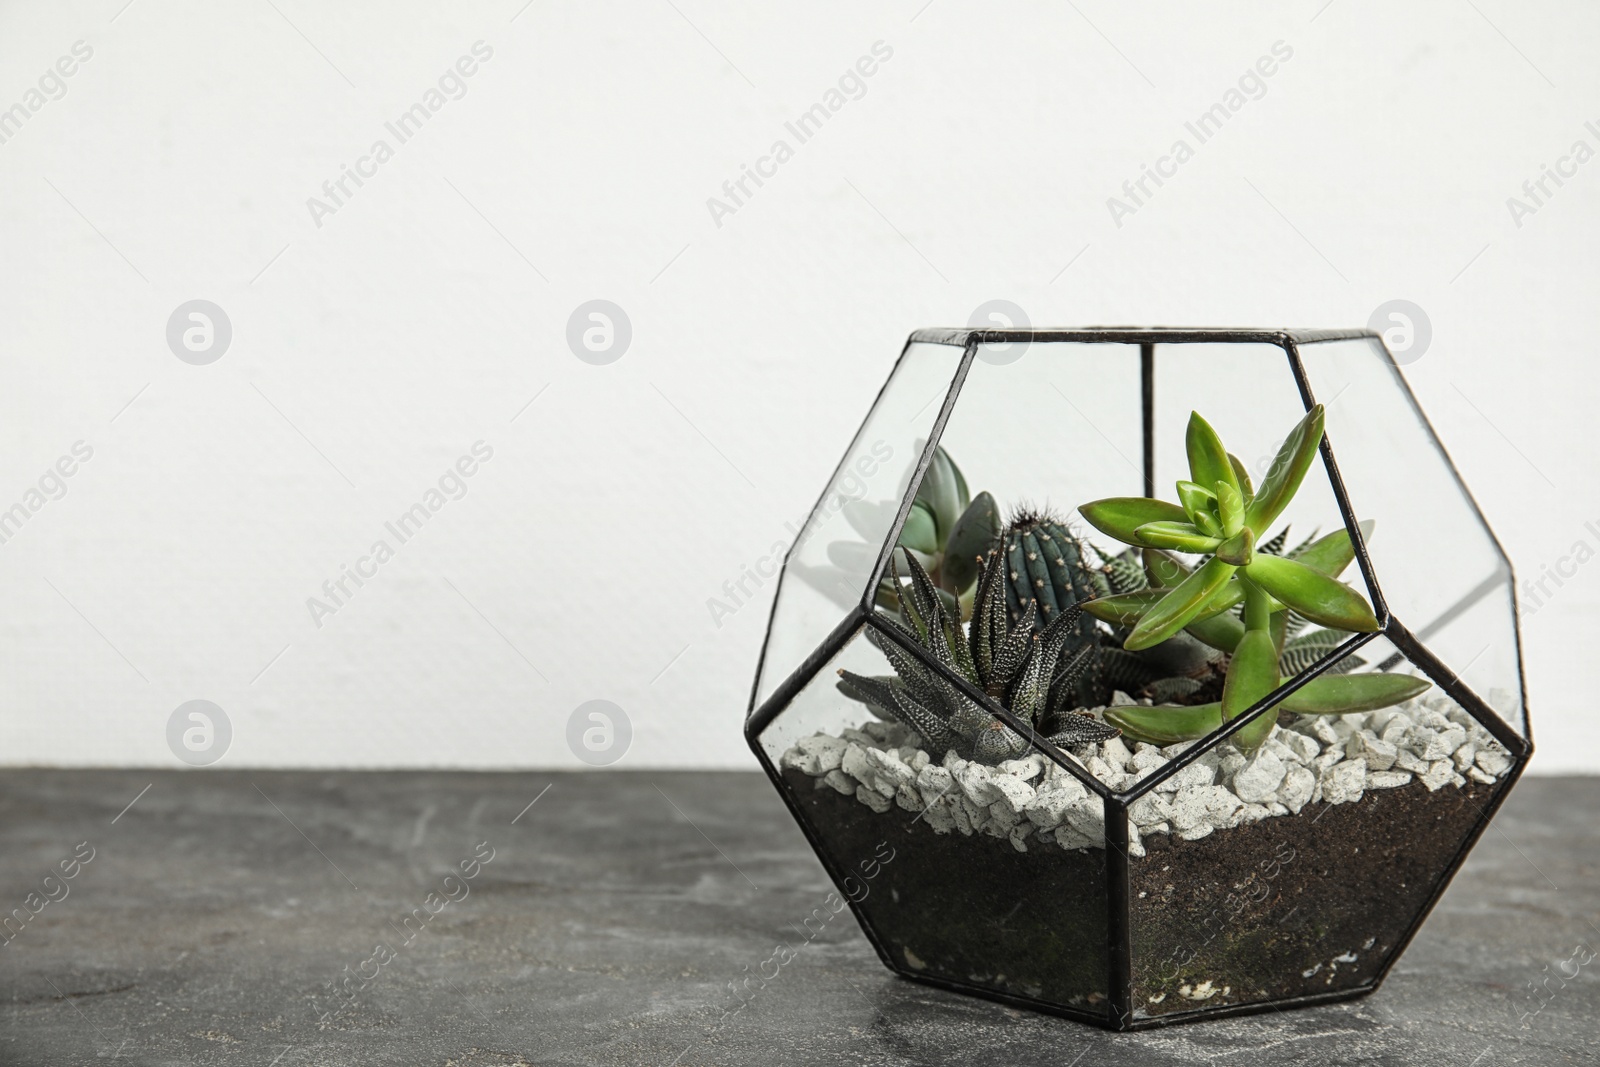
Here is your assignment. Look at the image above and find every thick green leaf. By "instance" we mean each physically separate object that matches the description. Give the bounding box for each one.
[946,449,970,512]
[1186,412,1239,498]
[1079,497,1191,547]
[1175,480,1217,525]
[1215,526,1255,566]
[1224,629,1281,750]
[1215,481,1245,537]
[1244,554,1379,632]
[1228,452,1254,503]
[915,447,964,541]
[1184,610,1245,652]
[1280,673,1431,714]
[942,491,1001,592]
[1132,521,1223,554]
[1142,548,1189,588]
[1292,520,1375,579]
[1246,405,1326,532]
[1193,575,1248,620]
[1127,557,1237,650]
[898,501,939,555]
[1080,588,1166,627]
[1104,702,1222,745]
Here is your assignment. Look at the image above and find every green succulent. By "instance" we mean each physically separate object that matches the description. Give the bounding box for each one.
[1078,405,1428,751]
[996,510,1109,705]
[878,446,1002,616]
[840,549,1119,765]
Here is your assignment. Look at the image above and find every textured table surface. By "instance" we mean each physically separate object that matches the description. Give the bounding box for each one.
[0,770,1594,1066]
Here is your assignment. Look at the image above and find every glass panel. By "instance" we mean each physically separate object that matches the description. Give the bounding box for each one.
[1126,638,1517,1020]
[1296,337,1526,736]
[873,340,1147,713]
[1153,342,1360,599]
[759,620,1112,1018]
[753,341,964,709]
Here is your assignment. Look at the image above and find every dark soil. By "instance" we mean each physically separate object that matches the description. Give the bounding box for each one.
[782,768,1506,1022]
[1130,776,1505,1018]
[781,768,1111,1017]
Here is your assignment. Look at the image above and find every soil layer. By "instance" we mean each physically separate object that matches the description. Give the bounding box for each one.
[783,768,1505,1021]
[782,768,1111,1017]
[1130,776,1504,1017]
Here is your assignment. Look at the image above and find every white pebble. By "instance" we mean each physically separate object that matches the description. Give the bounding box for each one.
[1233,751,1287,804]
[1365,770,1413,790]
[1320,758,1367,805]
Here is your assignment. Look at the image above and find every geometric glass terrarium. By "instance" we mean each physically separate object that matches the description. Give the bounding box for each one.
[745,328,1531,1030]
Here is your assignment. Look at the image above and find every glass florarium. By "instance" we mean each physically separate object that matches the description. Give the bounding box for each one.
[745,328,1530,1030]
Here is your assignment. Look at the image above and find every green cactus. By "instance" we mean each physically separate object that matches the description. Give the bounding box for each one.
[840,549,1119,765]
[999,511,1101,630]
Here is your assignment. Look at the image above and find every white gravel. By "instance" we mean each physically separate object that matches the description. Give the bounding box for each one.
[778,687,1514,859]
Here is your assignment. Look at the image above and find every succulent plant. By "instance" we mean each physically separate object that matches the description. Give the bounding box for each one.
[1078,405,1429,751]
[882,446,1002,609]
[839,550,1119,765]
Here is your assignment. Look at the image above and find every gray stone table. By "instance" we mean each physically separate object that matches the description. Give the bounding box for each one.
[0,770,1594,1066]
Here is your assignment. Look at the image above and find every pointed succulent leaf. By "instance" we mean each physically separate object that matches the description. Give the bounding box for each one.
[1244,554,1380,633]
[1104,702,1222,745]
[1049,642,1096,693]
[899,501,940,555]
[888,554,930,642]
[947,616,979,685]
[1291,519,1375,579]
[1246,404,1326,532]
[1008,636,1049,722]
[1079,497,1191,547]
[1175,480,1218,525]
[903,550,947,636]
[1257,526,1290,556]
[1126,557,1238,651]
[1285,528,1321,558]
[1132,521,1224,554]
[874,578,901,614]
[1142,548,1190,589]
[1215,481,1245,537]
[1280,628,1354,676]
[1173,574,1250,625]
[942,491,1001,592]
[835,670,903,721]
[1228,452,1254,503]
[969,552,1007,686]
[990,599,1037,693]
[1186,411,1239,498]
[1215,526,1256,567]
[1081,588,1166,627]
[1224,629,1281,751]
[886,685,957,753]
[1279,673,1431,714]
[867,618,944,708]
[1191,509,1224,539]
[1044,715,1120,746]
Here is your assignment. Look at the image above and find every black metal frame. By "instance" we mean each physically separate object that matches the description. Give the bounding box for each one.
[744,327,1532,1031]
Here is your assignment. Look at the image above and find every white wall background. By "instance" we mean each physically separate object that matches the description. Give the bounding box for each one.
[0,0,1594,772]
